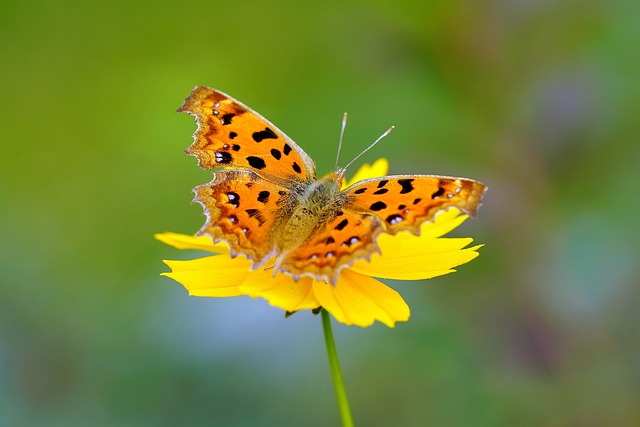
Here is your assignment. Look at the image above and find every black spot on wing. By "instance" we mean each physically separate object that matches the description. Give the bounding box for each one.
[354,188,367,194]
[270,148,282,160]
[232,144,240,151]
[386,214,403,225]
[431,187,445,199]
[245,208,266,226]
[252,127,278,142]
[246,156,266,169]
[342,236,359,247]
[398,179,414,194]
[325,236,335,244]
[335,219,349,230]
[373,188,388,195]
[369,201,387,211]
[229,131,238,139]
[257,191,270,203]
[283,143,292,155]
[377,180,388,188]
[292,162,302,174]
[220,113,235,125]
[227,192,240,208]
[215,152,232,164]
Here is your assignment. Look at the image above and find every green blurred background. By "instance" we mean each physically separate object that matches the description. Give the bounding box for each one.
[2,0,638,425]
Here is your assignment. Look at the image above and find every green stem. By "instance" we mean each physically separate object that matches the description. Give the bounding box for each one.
[321,309,354,427]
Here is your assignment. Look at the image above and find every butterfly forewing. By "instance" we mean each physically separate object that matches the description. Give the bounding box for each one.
[344,175,487,235]
[178,86,316,181]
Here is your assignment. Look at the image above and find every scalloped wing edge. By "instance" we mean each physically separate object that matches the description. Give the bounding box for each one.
[177,85,317,176]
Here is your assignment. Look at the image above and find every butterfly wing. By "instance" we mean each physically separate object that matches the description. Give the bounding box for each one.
[276,210,384,284]
[275,175,486,284]
[179,86,487,284]
[194,170,294,266]
[178,86,316,181]
[344,175,487,235]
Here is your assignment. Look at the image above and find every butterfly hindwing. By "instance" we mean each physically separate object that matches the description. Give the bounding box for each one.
[194,170,293,266]
[277,210,384,284]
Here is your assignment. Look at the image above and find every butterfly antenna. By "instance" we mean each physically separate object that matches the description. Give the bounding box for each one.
[334,112,348,171]
[339,126,395,177]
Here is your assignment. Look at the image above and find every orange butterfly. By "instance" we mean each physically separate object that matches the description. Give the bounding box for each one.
[178,86,486,284]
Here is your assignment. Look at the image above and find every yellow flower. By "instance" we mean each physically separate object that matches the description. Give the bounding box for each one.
[156,159,482,328]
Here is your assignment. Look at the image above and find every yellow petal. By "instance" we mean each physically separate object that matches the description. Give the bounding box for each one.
[351,207,482,280]
[352,235,482,280]
[418,208,469,239]
[161,255,252,297]
[154,232,229,254]
[342,158,389,189]
[240,270,320,312]
[312,269,410,328]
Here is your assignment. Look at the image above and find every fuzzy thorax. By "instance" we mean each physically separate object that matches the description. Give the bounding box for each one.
[275,173,345,252]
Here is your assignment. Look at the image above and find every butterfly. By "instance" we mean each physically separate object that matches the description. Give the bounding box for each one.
[178,86,487,285]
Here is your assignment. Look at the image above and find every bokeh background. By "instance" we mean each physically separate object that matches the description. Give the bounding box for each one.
[2,0,638,426]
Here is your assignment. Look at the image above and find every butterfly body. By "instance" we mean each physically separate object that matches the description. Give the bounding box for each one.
[274,173,344,252]
[179,86,486,284]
